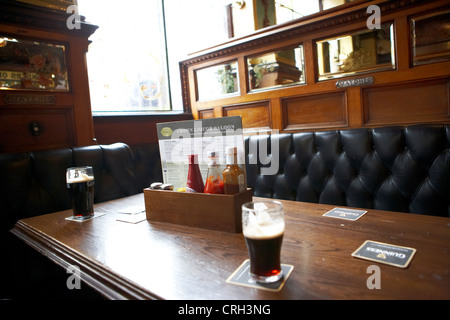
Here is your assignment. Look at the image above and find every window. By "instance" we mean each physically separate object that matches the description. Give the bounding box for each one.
[164,0,231,109]
[78,0,170,113]
[78,0,230,113]
[78,0,359,114]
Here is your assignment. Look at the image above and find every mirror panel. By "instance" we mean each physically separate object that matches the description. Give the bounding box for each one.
[247,44,305,91]
[196,61,239,100]
[0,36,69,91]
[411,10,450,66]
[317,23,395,80]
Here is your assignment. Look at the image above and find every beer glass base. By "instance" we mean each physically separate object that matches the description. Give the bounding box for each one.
[250,271,283,284]
[71,213,94,221]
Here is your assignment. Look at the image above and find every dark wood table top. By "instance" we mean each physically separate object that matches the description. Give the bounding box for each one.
[11,193,450,300]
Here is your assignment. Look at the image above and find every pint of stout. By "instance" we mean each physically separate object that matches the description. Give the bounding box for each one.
[242,201,284,283]
[66,166,94,218]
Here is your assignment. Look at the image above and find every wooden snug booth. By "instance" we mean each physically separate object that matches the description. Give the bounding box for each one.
[0,1,99,154]
[179,0,450,133]
[1,0,449,301]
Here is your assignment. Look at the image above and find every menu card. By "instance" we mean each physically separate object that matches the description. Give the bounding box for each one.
[156,116,245,191]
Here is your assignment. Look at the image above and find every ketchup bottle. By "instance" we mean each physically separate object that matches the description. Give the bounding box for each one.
[186,154,204,193]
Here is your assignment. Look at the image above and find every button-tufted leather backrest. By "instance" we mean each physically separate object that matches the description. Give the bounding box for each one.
[0,143,157,235]
[245,124,450,217]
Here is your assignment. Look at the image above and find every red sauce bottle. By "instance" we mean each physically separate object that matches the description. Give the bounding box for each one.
[204,151,224,194]
[186,154,204,193]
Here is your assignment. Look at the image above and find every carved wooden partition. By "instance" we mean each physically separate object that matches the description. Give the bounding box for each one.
[0,1,98,153]
[180,0,450,133]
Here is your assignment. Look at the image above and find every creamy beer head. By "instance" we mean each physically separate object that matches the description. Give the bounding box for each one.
[66,172,94,184]
[66,166,94,183]
[243,209,285,240]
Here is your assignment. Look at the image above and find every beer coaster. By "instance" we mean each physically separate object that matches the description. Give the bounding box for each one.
[116,205,146,215]
[226,259,294,292]
[351,240,417,268]
[65,211,106,222]
[116,212,146,224]
[323,207,367,221]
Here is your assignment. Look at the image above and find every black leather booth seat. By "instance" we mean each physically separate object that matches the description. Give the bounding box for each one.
[1,142,162,299]
[0,124,448,299]
[245,124,449,217]
[1,124,447,235]
[0,142,161,236]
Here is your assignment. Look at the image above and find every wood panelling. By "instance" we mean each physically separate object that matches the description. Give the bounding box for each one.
[0,107,75,153]
[363,78,450,125]
[198,109,214,119]
[282,91,347,130]
[0,1,98,153]
[223,100,271,130]
[180,0,450,133]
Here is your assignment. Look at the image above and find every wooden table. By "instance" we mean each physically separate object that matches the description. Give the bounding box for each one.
[11,194,450,300]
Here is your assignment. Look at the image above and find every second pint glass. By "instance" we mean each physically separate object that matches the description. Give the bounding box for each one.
[66,166,95,218]
[242,200,284,283]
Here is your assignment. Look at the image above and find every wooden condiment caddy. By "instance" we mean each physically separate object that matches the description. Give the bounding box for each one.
[144,188,253,233]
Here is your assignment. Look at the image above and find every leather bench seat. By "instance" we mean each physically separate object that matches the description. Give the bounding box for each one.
[0,142,162,237]
[245,124,450,217]
[0,142,162,299]
[1,124,448,235]
[0,124,448,299]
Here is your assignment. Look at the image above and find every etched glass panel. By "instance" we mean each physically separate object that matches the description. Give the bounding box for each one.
[247,44,305,91]
[317,23,395,80]
[196,61,239,101]
[0,37,69,91]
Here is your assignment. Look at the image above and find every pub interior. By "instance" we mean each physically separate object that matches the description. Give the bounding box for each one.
[0,0,449,302]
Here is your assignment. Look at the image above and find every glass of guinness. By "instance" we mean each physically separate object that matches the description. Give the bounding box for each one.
[66,166,95,220]
[242,200,284,283]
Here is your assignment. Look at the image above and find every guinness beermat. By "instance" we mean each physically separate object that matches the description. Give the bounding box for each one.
[323,207,367,221]
[226,259,294,292]
[352,240,416,268]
